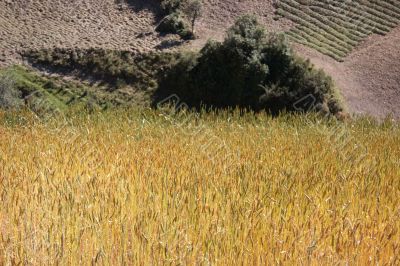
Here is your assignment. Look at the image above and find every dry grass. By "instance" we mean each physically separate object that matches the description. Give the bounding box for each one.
[0,109,399,265]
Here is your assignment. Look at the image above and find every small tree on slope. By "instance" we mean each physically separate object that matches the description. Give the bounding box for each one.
[183,0,203,35]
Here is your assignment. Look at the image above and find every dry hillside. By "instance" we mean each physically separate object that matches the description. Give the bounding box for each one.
[1,0,399,118]
[0,0,173,64]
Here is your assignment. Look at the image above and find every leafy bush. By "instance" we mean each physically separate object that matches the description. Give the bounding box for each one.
[155,12,194,40]
[158,15,344,115]
[157,0,202,39]
[0,70,22,109]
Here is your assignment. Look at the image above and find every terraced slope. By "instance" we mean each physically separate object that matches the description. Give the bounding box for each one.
[276,0,400,61]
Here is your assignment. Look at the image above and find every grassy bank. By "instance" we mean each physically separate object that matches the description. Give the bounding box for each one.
[0,65,158,115]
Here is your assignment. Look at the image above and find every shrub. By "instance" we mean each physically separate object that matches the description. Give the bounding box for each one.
[158,15,344,115]
[0,70,22,109]
[157,0,201,39]
[155,12,193,40]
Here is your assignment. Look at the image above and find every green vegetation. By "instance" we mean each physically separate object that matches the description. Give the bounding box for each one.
[0,69,23,109]
[156,12,194,39]
[25,48,177,92]
[157,0,203,39]
[20,49,186,115]
[184,0,203,34]
[23,48,185,114]
[160,0,182,14]
[276,0,400,61]
[0,65,148,116]
[158,15,344,115]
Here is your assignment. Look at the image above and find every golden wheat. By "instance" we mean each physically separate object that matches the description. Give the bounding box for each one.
[0,109,399,265]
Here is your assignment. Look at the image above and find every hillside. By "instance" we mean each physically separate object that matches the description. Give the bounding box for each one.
[277,0,400,61]
[0,0,172,64]
[1,0,400,118]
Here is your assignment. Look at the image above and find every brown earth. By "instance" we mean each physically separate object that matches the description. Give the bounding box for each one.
[0,0,399,119]
[293,27,400,119]
[0,0,179,64]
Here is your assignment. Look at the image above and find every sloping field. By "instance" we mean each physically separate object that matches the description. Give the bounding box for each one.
[276,0,400,61]
[343,26,400,117]
[191,0,292,44]
[292,25,400,119]
[0,0,176,65]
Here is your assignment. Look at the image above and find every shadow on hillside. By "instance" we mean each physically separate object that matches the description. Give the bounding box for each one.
[118,0,161,15]
[155,39,186,50]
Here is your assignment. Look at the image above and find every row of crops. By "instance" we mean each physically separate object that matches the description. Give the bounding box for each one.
[276,0,400,61]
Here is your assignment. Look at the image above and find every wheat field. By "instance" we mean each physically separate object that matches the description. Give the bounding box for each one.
[0,109,399,265]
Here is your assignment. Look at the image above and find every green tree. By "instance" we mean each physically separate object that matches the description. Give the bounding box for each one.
[183,0,203,35]
[158,15,343,115]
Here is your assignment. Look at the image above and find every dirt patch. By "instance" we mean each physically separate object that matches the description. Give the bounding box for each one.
[292,27,400,119]
[343,27,400,119]
[189,0,293,49]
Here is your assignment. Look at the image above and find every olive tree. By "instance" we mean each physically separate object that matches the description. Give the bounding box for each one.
[183,0,203,35]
